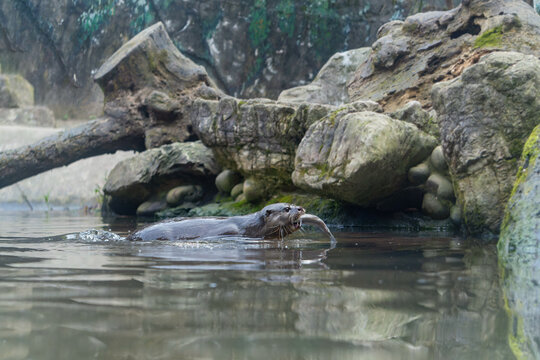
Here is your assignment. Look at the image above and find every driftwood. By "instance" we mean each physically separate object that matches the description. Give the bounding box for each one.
[0,117,145,188]
[0,22,221,190]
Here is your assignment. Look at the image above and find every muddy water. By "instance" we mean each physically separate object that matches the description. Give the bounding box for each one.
[0,210,513,360]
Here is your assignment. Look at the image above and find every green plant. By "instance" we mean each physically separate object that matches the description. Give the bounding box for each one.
[474,26,503,48]
[43,193,52,211]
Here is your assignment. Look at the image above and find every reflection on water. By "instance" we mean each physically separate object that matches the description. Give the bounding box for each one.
[0,211,513,359]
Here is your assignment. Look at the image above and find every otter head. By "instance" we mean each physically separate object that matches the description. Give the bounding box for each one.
[260,203,306,239]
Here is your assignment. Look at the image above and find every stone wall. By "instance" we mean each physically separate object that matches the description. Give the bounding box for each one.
[0,0,460,118]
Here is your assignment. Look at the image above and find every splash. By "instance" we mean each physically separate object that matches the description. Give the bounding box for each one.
[67,229,125,243]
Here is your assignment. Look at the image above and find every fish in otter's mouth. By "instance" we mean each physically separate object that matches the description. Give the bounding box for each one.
[262,203,335,241]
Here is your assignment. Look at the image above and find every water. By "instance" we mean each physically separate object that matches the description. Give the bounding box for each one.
[0,210,514,360]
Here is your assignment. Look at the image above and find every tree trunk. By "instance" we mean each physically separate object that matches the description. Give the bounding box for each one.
[0,117,145,189]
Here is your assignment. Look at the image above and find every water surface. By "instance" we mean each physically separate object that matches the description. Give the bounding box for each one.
[0,210,513,359]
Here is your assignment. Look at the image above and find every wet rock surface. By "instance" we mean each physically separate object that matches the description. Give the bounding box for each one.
[498,125,540,359]
[433,51,540,234]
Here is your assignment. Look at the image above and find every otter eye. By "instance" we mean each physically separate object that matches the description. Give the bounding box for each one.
[284,207,290,212]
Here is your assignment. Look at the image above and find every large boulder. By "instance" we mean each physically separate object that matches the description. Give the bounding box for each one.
[0,74,34,108]
[103,141,220,214]
[432,51,540,235]
[94,22,222,149]
[498,125,540,359]
[191,97,336,185]
[292,109,437,206]
[348,0,540,112]
[278,48,371,105]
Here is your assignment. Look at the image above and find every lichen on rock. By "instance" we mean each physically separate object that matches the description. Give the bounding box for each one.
[292,110,437,206]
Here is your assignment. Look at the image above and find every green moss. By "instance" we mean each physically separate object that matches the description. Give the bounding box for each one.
[265,192,345,223]
[402,22,419,33]
[223,198,262,214]
[327,107,347,126]
[474,26,503,49]
[314,162,332,180]
[500,125,540,234]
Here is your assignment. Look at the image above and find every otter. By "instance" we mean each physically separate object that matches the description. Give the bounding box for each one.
[127,203,335,242]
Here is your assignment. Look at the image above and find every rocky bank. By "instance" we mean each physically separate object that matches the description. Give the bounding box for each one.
[0,0,460,118]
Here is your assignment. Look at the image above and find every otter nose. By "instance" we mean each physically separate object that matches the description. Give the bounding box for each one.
[297,207,305,213]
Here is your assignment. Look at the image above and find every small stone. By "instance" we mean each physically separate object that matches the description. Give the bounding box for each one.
[243,178,264,203]
[430,146,448,172]
[136,199,168,216]
[426,173,455,201]
[0,74,34,108]
[450,205,462,225]
[166,185,203,206]
[408,162,430,185]
[230,183,244,199]
[422,193,450,220]
[215,169,242,194]
[235,193,246,202]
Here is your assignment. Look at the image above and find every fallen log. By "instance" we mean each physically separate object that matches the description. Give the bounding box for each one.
[0,117,145,189]
[0,22,221,190]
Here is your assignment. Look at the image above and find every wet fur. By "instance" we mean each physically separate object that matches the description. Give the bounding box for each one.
[127,203,305,241]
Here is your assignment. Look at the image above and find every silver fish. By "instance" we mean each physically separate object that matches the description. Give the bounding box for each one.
[300,214,336,243]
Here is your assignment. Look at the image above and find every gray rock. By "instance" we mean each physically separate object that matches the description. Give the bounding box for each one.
[391,101,440,138]
[372,35,410,69]
[166,185,203,206]
[0,0,459,118]
[104,141,220,214]
[94,22,213,99]
[426,173,455,201]
[348,0,540,112]
[293,110,437,206]
[278,48,371,106]
[191,97,335,185]
[136,199,168,216]
[94,22,219,149]
[498,125,540,359]
[0,106,55,127]
[430,146,448,172]
[215,170,242,194]
[230,183,244,199]
[0,74,34,108]
[243,178,264,203]
[408,162,431,185]
[432,51,540,234]
[422,193,450,220]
